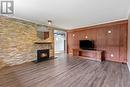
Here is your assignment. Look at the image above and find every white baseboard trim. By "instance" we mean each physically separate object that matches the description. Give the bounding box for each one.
[127,63,130,72]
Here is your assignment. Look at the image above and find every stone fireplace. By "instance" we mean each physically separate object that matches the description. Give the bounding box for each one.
[34,42,53,62]
[0,16,54,69]
[37,49,49,62]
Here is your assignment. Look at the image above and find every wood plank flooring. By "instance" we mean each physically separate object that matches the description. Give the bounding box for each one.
[0,54,130,87]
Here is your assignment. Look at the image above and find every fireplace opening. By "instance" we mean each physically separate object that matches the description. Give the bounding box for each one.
[37,49,49,62]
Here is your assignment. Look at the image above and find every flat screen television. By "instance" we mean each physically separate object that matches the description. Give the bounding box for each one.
[80,40,94,50]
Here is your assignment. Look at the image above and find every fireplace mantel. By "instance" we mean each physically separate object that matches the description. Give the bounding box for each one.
[34,42,52,44]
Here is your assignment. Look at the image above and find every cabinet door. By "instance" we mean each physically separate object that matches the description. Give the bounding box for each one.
[67,31,79,54]
[67,32,73,54]
[73,32,79,49]
[79,30,87,40]
[106,25,120,62]
[96,28,107,50]
[119,24,128,63]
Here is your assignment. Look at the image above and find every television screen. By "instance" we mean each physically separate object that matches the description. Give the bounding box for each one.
[80,40,94,50]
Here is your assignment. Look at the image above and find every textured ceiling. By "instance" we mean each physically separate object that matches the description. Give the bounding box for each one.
[5,0,130,29]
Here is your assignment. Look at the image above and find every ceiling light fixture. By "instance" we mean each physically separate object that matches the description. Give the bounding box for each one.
[48,20,52,25]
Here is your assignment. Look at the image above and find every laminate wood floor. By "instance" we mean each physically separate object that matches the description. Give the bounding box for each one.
[0,54,130,87]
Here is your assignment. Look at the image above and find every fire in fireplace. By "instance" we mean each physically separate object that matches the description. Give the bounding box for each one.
[37,49,49,62]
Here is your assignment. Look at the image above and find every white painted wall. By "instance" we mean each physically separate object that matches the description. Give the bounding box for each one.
[128,14,130,71]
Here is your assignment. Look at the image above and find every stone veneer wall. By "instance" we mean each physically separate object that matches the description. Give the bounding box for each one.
[0,16,54,69]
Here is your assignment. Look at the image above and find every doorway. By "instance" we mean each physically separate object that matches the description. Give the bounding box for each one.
[54,30,66,55]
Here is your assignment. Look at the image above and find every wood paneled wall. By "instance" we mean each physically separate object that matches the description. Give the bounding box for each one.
[67,20,128,63]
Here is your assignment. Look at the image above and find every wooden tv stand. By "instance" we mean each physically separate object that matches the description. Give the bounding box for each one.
[73,49,104,62]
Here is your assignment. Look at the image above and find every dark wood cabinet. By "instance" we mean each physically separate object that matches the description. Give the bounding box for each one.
[73,49,104,62]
